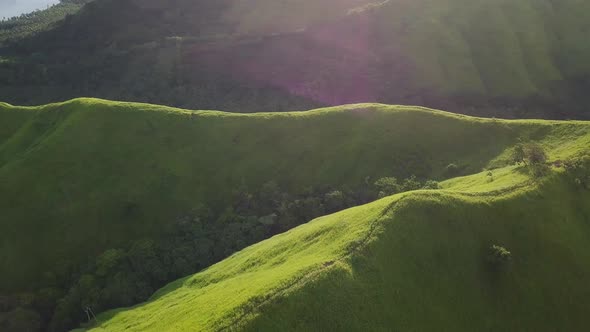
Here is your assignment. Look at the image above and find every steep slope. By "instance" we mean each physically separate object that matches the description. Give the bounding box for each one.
[80,166,590,331]
[1,0,590,117]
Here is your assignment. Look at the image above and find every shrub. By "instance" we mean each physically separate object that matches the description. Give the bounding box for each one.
[486,171,494,182]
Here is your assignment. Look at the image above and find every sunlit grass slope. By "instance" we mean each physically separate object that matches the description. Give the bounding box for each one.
[81,166,590,331]
[1,98,589,293]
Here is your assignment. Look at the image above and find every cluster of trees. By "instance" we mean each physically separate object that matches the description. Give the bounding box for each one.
[0,175,440,331]
[374,175,440,198]
[511,142,549,177]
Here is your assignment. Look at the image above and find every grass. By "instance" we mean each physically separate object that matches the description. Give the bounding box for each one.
[0,98,589,298]
[79,165,590,331]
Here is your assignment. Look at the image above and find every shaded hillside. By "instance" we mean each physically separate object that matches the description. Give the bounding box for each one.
[80,167,590,331]
[1,0,590,118]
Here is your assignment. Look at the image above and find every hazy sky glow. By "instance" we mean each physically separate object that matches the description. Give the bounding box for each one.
[0,0,59,19]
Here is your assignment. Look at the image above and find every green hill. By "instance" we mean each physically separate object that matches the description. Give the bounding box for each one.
[1,0,590,118]
[81,164,590,331]
[0,98,523,291]
[1,98,589,331]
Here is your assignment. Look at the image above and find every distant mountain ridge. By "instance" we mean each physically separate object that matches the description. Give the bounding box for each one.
[1,0,590,118]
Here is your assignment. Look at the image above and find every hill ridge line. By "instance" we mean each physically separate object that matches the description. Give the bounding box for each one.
[3,97,574,123]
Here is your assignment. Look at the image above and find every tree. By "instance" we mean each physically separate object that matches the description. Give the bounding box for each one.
[512,142,549,177]
[401,175,422,191]
[374,177,401,198]
[511,143,527,165]
[525,143,547,165]
[259,181,281,212]
[422,180,441,190]
[95,249,125,277]
[324,190,345,212]
[512,142,547,166]
[487,245,512,266]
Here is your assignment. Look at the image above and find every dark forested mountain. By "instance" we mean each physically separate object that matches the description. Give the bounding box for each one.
[1,0,590,118]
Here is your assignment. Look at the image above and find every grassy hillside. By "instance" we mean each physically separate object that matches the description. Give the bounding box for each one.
[1,98,589,331]
[79,164,590,331]
[2,97,588,292]
[0,99,516,292]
